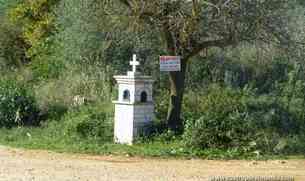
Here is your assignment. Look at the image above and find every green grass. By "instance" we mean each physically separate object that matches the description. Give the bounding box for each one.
[0,125,304,160]
[0,126,185,158]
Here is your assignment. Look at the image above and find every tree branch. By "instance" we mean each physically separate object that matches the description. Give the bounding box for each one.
[186,37,235,60]
[119,0,131,7]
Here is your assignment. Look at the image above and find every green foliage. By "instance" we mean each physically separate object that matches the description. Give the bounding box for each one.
[0,0,20,14]
[183,85,254,149]
[30,52,66,81]
[276,63,305,122]
[283,135,305,154]
[154,89,169,121]
[0,79,39,128]
[0,0,304,158]
[62,104,113,142]
[55,0,110,65]
[33,64,113,115]
[0,18,24,68]
[0,0,27,69]
[186,46,293,93]
[183,83,305,154]
[9,0,60,58]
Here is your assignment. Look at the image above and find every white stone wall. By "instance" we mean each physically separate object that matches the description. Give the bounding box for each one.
[133,104,154,137]
[134,104,154,123]
[114,104,134,144]
[113,75,154,145]
[113,103,154,145]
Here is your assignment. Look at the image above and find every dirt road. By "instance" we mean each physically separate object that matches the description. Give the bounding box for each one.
[0,146,304,181]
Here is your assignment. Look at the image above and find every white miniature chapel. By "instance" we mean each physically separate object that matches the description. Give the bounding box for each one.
[113,54,154,145]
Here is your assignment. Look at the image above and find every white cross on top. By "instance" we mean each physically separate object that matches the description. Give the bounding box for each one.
[130,54,140,73]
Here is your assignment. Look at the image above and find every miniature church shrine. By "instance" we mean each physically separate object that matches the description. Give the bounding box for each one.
[113,54,154,145]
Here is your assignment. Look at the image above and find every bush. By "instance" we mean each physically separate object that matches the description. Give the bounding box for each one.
[0,79,39,128]
[183,85,255,149]
[62,104,113,142]
[183,84,305,154]
[0,12,27,68]
[33,64,112,116]
[283,134,305,154]
[30,52,66,81]
[184,111,256,149]
[154,89,169,121]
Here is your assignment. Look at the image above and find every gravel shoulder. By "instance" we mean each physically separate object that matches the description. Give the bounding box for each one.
[0,146,304,181]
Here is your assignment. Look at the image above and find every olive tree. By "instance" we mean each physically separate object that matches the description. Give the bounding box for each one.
[105,0,296,132]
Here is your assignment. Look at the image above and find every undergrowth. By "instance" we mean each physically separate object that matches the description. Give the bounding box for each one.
[0,124,303,160]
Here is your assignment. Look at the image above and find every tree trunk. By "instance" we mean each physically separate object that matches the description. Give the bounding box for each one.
[167,59,187,133]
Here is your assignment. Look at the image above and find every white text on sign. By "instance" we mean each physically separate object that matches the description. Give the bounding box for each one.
[160,56,181,72]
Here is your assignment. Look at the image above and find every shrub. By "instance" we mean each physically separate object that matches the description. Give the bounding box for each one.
[33,64,112,117]
[183,85,255,149]
[283,134,305,154]
[154,89,169,121]
[183,84,305,154]
[0,12,26,68]
[30,52,66,81]
[62,104,113,142]
[184,111,256,149]
[0,79,39,128]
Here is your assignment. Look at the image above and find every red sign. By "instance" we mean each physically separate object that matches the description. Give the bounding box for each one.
[160,56,181,72]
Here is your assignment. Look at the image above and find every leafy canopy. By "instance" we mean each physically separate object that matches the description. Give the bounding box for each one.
[107,0,295,61]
